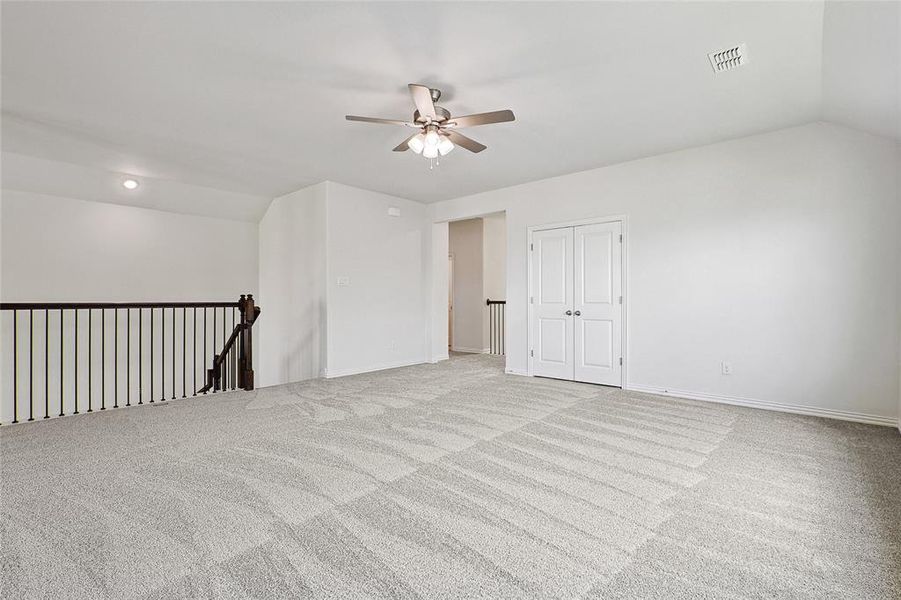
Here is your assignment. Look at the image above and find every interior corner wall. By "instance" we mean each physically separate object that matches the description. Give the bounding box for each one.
[449,218,485,353]
[258,183,327,387]
[324,182,429,377]
[821,0,900,141]
[429,122,901,423]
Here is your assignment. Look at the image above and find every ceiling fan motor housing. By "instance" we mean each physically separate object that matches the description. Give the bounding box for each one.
[413,105,451,124]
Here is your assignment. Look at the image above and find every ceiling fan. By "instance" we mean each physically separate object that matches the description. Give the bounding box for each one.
[346,84,515,162]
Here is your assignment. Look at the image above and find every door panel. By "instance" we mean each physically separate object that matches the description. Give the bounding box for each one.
[531,228,574,380]
[580,319,613,368]
[573,222,622,385]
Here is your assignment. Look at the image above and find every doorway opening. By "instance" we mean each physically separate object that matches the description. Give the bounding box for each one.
[448,212,506,356]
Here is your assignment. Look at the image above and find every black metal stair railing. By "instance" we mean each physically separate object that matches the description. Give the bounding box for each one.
[0,294,260,425]
[486,299,506,355]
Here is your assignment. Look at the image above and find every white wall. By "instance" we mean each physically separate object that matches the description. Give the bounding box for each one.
[449,218,485,353]
[258,183,327,387]
[482,213,507,302]
[430,123,901,424]
[325,182,429,377]
[0,190,259,421]
[430,222,450,363]
[1,190,258,301]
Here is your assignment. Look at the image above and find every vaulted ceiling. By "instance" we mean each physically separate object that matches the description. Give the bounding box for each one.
[1,2,897,220]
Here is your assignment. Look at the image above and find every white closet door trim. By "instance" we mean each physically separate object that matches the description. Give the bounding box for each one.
[527,214,628,388]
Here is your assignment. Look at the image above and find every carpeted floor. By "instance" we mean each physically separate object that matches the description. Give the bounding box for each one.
[1,353,899,599]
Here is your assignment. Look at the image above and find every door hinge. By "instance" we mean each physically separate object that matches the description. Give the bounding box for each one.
[618,295,622,304]
[530,243,534,251]
[619,234,623,243]
[530,296,534,304]
[619,357,623,366]
[530,349,534,357]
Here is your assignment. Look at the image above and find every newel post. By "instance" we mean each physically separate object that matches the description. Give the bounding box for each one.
[239,293,258,391]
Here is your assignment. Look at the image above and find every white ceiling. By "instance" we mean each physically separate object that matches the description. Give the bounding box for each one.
[0,1,853,214]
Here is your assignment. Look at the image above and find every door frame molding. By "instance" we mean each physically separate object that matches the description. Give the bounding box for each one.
[447,253,455,350]
[527,214,629,387]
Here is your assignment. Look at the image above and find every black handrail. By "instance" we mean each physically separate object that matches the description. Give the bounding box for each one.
[0,301,239,310]
[0,294,259,425]
[486,299,506,355]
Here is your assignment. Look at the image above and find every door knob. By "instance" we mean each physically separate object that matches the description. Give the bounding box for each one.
[574,310,581,316]
[565,310,572,316]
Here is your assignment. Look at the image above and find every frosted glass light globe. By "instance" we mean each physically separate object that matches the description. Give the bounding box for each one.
[424,130,440,148]
[408,133,425,154]
[437,137,454,156]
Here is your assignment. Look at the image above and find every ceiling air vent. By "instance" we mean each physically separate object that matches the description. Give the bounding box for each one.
[708,43,748,73]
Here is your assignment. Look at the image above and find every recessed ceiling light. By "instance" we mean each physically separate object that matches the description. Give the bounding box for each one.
[122,179,139,190]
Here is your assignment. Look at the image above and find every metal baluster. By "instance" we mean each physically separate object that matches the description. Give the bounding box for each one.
[87,309,92,412]
[212,307,217,393]
[139,310,143,404]
[59,310,64,417]
[203,307,208,394]
[498,305,501,354]
[101,310,106,410]
[114,309,118,409]
[128,309,133,407]
[12,310,18,424]
[150,308,154,403]
[231,307,236,390]
[491,304,494,354]
[29,309,34,421]
[182,307,186,398]
[222,307,226,391]
[171,307,175,400]
[44,309,49,419]
[193,307,197,396]
[74,310,79,415]
[160,308,165,402]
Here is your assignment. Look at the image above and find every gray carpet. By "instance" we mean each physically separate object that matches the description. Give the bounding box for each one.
[1,354,899,599]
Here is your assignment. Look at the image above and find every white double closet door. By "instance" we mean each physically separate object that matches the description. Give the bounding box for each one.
[531,221,622,386]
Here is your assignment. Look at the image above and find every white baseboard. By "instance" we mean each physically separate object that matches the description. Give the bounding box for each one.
[451,346,489,354]
[626,383,898,427]
[431,353,450,363]
[505,368,529,377]
[324,358,428,379]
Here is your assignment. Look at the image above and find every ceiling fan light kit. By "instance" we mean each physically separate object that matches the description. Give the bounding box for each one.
[346,83,515,168]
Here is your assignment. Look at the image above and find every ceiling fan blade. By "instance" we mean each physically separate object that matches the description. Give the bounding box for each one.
[393,134,418,152]
[445,110,515,128]
[408,84,437,120]
[346,115,411,126]
[446,130,487,153]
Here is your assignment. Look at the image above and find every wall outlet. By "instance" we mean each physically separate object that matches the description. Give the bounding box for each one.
[721,361,733,375]
[336,276,350,287]
[387,206,401,217]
